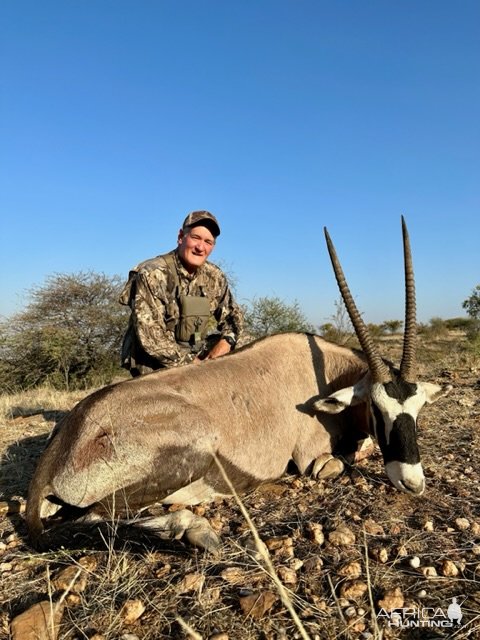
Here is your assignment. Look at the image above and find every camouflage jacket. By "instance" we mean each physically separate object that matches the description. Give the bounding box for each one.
[119,250,244,369]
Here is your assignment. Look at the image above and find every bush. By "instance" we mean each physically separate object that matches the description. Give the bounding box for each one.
[0,272,129,391]
[243,296,314,338]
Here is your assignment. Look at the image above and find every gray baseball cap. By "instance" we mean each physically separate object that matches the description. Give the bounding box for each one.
[182,210,221,237]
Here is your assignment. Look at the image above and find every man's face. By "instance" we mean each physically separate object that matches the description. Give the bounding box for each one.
[177,225,216,272]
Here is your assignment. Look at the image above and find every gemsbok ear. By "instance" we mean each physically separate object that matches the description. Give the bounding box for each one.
[421,382,453,404]
[313,383,369,414]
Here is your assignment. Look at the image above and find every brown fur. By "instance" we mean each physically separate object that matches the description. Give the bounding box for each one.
[26,333,370,545]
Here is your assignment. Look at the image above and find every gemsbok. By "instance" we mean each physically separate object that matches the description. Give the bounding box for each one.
[26,217,451,552]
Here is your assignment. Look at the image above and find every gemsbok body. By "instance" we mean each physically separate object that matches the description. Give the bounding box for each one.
[26,218,451,551]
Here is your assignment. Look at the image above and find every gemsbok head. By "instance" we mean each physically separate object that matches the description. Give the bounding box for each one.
[314,216,451,494]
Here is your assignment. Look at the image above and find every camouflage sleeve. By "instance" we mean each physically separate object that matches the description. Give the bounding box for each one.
[214,274,244,342]
[131,270,182,365]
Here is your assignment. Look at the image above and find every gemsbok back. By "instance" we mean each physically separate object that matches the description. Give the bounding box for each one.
[26,217,451,552]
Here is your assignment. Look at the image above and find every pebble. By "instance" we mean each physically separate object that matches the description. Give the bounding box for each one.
[344,606,356,618]
[277,566,297,585]
[378,587,404,612]
[120,600,145,625]
[10,601,64,640]
[329,524,356,546]
[421,566,438,577]
[340,580,368,600]
[239,590,277,619]
[0,562,13,572]
[423,520,434,532]
[177,573,205,594]
[289,557,304,571]
[306,522,325,546]
[220,567,245,584]
[441,559,459,577]
[409,556,421,569]
[417,589,427,598]
[363,519,384,536]
[338,561,362,579]
[456,517,470,531]
[303,556,323,573]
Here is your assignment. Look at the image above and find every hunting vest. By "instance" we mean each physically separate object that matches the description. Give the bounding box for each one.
[120,251,212,362]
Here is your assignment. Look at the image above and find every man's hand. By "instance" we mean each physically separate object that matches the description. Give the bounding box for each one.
[194,338,232,363]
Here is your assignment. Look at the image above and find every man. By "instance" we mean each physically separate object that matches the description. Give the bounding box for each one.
[119,210,244,377]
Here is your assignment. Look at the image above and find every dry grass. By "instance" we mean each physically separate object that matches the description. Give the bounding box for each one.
[1,333,479,639]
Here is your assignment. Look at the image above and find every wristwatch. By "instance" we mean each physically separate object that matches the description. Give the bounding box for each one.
[222,335,236,349]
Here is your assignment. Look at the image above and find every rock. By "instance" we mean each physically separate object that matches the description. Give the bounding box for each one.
[11,601,64,640]
[421,566,438,578]
[53,568,87,593]
[155,563,172,578]
[345,606,356,617]
[472,544,480,556]
[0,541,7,553]
[363,519,384,536]
[455,517,470,531]
[409,556,421,569]
[277,566,297,585]
[351,620,367,633]
[471,522,480,536]
[303,556,323,573]
[306,522,325,546]
[417,589,427,598]
[120,600,145,624]
[338,561,362,579]
[52,556,97,593]
[220,567,246,584]
[329,524,355,546]
[339,580,368,600]
[378,587,404,612]
[0,562,13,572]
[265,536,294,558]
[289,557,303,571]
[239,591,278,619]
[423,520,434,532]
[441,560,459,576]
[177,573,205,594]
[209,634,229,640]
[369,546,388,563]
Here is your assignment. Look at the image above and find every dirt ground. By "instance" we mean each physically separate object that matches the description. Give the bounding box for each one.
[0,334,479,639]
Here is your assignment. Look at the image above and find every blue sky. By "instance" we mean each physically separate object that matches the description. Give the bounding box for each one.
[1,1,479,325]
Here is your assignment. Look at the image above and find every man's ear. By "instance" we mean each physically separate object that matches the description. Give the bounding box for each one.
[177,228,185,246]
[421,382,453,404]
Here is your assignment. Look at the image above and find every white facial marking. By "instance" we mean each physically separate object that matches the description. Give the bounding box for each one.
[371,382,427,445]
[385,461,425,495]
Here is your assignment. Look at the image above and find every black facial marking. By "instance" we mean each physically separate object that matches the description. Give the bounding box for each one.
[388,414,420,464]
[372,405,420,464]
[384,378,418,403]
